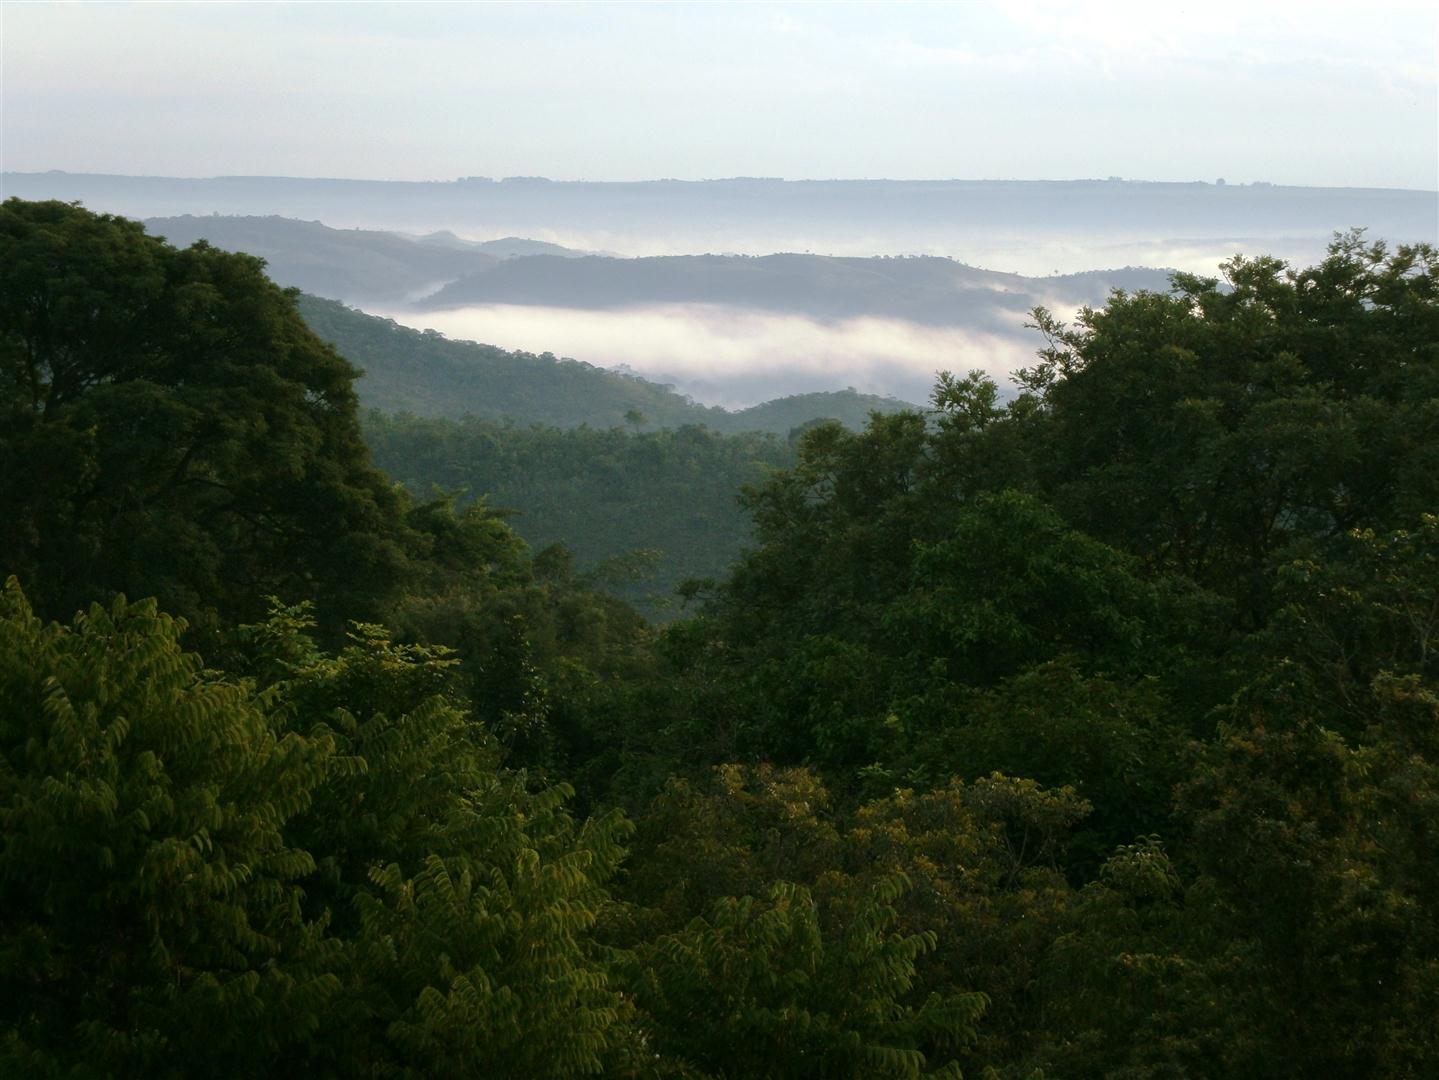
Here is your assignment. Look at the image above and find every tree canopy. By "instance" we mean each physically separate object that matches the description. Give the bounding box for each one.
[0,199,410,639]
[2,206,1436,1076]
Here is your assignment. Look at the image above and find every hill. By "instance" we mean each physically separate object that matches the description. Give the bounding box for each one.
[144,214,1173,327]
[8,200,1437,1076]
[419,251,1174,330]
[144,215,502,305]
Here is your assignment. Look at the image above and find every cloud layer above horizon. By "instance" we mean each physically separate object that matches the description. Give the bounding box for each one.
[4,1,1436,191]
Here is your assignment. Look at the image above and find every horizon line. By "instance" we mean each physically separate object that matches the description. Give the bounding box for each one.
[5,169,1436,195]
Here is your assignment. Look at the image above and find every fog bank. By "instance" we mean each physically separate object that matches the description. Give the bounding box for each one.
[378,303,1043,409]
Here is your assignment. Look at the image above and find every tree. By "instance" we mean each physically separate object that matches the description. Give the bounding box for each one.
[0,199,409,639]
[620,767,1094,1076]
[225,602,638,1076]
[0,581,339,1076]
[625,878,983,1079]
[0,585,640,1076]
[1018,233,1439,627]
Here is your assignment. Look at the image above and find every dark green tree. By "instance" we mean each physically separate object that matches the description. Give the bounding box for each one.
[0,199,409,639]
[625,876,984,1079]
[0,581,340,1076]
[1,584,642,1077]
[225,602,639,1076]
[1019,232,1439,627]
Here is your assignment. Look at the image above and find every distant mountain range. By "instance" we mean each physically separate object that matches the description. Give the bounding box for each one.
[144,215,589,307]
[297,294,916,432]
[417,251,1174,330]
[142,214,1175,334]
[12,171,1435,274]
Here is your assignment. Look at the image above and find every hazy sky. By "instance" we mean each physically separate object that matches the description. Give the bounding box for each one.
[3,1,1436,189]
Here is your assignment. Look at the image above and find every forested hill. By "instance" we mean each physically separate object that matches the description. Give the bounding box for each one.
[143,213,1174,330]
[144,215,592,306]
[297,293,916,432]
[5,199,1438,1077]
[146,215,501,305]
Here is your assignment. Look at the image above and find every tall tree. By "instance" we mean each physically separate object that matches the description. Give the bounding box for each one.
[1020,232,1439,625]
[0,199,409,638]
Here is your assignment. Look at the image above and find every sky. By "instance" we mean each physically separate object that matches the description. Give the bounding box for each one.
[3,0,1436,190]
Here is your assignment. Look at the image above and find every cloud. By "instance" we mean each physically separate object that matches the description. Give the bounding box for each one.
[377,303,1045,409]
[5,1,1433,187]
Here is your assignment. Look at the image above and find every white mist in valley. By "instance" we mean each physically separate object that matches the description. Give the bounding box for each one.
[378,303,1044,409]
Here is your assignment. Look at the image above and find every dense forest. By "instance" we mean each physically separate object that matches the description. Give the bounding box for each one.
[3,199,1437,1078]
[363,412,794,618]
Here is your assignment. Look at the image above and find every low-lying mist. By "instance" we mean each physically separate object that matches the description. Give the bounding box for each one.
[378,302,1046,409]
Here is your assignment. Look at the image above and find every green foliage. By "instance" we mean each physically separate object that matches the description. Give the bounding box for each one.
[0,584,637,1076]
[0,580,339,1076]
[1028,839,1234,1079]
[230,602,639,1075]
[689,475,1217,815]
[626,878,982,1079]
[842,778,1083,1072]
[380,492,658,780]
[1021,232,1439,626]
[623,765,845,927]
[631,234,1439,1073]
[0,200,409,638]
[364,410,794,619]
[6,210,1438,1075]
[1263,515,1439,724]
[896,490,1173,684]
[620,766,1089,1076]
[1025,522,1439,1077]
[928,662,1186,864]
[1168,676,1439,1076]
[346,782,633,1077]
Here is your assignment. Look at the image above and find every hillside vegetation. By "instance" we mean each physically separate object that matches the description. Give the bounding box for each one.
[364,411,794,617]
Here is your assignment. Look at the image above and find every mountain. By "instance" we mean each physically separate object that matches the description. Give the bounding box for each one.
[418,251,1174,330]
[141,216,584,306]
[14,171,1435,273]
[135,213,1175,409]
[730,390,916,435]
[145,215,499,305]
[297,294,916,432]
[142,214,1173,324]
[465,235,588,258]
